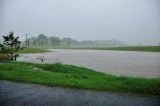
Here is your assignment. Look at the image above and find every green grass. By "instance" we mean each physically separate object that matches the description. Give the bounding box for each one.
[0,62,160,96]
[53,46,160,52]
[100,46,160,52]
[19,48,50,53]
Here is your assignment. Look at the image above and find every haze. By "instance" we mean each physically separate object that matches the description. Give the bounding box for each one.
[0,0,160,45]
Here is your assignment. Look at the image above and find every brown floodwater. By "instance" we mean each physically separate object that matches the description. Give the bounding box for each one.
[17,49,160,77]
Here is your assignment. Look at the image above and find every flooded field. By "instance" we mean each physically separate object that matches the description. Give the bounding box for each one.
[18,49,160,77]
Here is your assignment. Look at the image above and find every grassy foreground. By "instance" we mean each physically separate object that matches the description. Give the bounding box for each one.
[56,46,160,52]
[0,62,160,96]
[19,48,50,53]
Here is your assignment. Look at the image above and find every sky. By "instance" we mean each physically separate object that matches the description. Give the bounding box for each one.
[0,0,160,45]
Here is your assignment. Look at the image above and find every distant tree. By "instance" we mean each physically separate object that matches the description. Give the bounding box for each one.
[38,34,47,47]
[50,36,60,46]
[0,32,21,61]
[62,38,72,47]
[32,38,37,47]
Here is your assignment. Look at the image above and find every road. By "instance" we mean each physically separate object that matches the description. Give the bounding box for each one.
[18,49,160,77]
[0,80,160,106]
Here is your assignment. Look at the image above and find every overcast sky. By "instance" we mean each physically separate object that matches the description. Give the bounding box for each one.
[0,0,160,45]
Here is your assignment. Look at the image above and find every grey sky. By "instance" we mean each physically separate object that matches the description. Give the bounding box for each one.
[0,0,160,45]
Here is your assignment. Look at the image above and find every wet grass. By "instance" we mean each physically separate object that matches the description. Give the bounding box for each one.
[98,46,160,52]
[0,62,160,96]
[19,48,50,53]
[53,46,160,52]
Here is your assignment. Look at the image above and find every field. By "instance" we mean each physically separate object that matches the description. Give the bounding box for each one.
[0,62,160,96]
[54,46,160,52]
[18,46,160,53]
[98,46,160,52]
[19,48,50,53]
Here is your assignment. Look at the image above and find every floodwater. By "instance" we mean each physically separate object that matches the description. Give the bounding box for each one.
[18,49,160,77]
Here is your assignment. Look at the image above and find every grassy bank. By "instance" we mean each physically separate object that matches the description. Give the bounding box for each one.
[100,46,160,52]
[19,48,50,53]
[53,46,160,52]
[0,62,160,96]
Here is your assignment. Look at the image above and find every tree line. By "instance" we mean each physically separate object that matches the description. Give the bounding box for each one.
[24,34,126,48]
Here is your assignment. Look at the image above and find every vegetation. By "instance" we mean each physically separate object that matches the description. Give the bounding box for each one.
[0,62,160,96]
[22,34,160,52]
[98,46,160,52]
[24,34,125,48]
[56,46,160,52]
[0,54,10,62]
[0,32,21,60]
[19,48,50,53]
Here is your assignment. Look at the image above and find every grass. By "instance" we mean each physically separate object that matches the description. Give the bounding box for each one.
[18,46,160,52]
[53,46,160,52]
[19,48,50,53]
[0,62,160,96]
[99,46,160,52]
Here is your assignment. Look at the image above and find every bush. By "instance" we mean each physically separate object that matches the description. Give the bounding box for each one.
[0,54,10,62]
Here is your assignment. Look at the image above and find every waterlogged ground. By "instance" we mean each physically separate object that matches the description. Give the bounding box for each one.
[18,49,160,77]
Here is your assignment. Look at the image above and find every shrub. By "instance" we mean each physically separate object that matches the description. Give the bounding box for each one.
[0,54,10,62]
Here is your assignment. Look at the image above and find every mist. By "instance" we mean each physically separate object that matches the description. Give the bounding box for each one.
[0,0,160,45]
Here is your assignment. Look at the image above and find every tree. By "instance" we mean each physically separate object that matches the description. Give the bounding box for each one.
[32,38,37,47]
[0,32,21,61]
[62,38,72,47]
[37,34,47,47]
[50,36,60,46]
